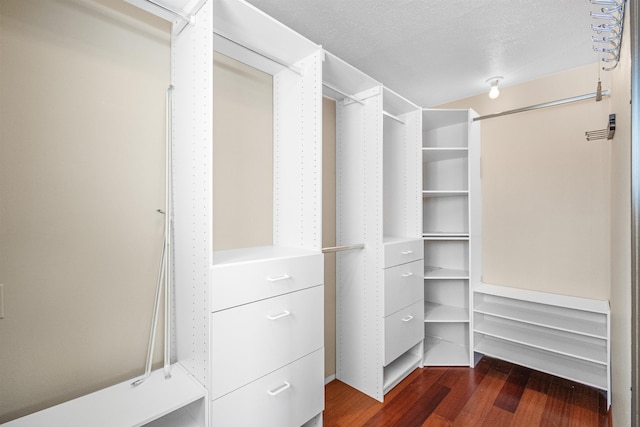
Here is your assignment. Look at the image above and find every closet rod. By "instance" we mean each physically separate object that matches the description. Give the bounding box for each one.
[383,110,406,124]
[322,82,364,105]
[473,90,610,121]
[214,31,303,76]
[322,243,365,254]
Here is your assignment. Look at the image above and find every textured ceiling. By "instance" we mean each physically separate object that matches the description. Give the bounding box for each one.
[245,0,600,107]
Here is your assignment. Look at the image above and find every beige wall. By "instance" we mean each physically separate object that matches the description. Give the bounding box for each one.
[212,53,273,251]
[322,97,337,378]
[441,64,612,301]
[608,10,632,426]
[0,0,170,422]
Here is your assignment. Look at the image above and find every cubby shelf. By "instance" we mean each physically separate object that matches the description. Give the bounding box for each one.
[422,147,469,163]
[424,266,469,279]
[424,302,469,322]
[423,335,470,366]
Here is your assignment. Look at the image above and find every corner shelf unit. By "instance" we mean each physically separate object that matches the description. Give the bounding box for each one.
[421,109,481,367]
[474,283,611,407]
[326,51,423,402]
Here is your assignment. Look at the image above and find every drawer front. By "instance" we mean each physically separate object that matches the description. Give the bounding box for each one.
[384,260,423,317]
[211,349,324,427]
[210,286,323,400]
[384,300,424,366]
[384,239,423,268]
[212,253,323,311]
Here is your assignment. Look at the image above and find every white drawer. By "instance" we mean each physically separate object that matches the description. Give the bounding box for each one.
[211,349,324,427]
[384,260,423,317]
[210,285,323,400]
[383,238,423,268]
[212,251,323,311]
[383,300,423,366]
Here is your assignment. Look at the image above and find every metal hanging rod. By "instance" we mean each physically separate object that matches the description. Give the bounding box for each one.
[322,243,365,254]
[322,82,364,105]
[473,90,610,122]
[383,110,406,124]
[214,30,303,76]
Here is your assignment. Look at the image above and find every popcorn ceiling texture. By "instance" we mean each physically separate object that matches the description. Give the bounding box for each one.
[246,0,599,106]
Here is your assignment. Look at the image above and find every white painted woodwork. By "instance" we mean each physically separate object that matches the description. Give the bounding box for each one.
[2,364,206,427]
[328,53,424,401]
[210,350,324,427]
[422,109,480,367]
[473,282,611,407]
[173,1,325,424]
[210,285,324,400]
[211,247,323,311]
[383,260,423,317]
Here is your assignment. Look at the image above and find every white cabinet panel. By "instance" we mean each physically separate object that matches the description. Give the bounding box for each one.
[383,300,424,366]
[210,285,323,400]
[210,350,324,427]
[211,250,323,311]
[383,260,423,317]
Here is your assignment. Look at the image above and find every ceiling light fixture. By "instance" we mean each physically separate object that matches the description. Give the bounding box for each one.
[486,76,503,99]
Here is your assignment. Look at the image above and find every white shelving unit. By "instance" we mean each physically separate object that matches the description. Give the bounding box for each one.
[474,283,611,407]
[327,51,423,402]
[172,0,325,425]
[421,109,481,367]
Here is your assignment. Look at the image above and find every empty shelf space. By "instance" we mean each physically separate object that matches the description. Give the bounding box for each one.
[475,335,607,391]
[475,318,607,364]
[5,364,206,427]
[383,350,422,395]
[424,301,469,322]
[474,300,607,339]
[424,266,469,279]
[423,335,469,366]
[422,147,468,162]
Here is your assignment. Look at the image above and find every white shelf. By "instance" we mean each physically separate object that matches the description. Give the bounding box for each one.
[422,233,469,240]
[424,302,469,322]
[423,335,469,366]
[4,364,206,427]
[475,318,607,365]
[382,350,422,394]
[475,335,608,391]
[422,190,468,198]
[422,147,468,163]
[474,300,607,339]
[424,266,469,279]
[212,245,320,266]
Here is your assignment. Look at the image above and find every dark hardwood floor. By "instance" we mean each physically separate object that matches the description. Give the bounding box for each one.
[324,356,611,427]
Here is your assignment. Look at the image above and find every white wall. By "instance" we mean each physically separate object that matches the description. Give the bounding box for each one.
[0,0,170,422]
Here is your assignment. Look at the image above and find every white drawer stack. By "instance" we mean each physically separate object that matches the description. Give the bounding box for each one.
[381,238,424,393]
[211,247,324,427]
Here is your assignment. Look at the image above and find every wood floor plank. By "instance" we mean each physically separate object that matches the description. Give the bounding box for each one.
[432,358,491,422]
[480,406,515,427]
[361,368,448,427]
[540,379,575,427]
[452,362,510,425]
[493,364,531,413]
[324,357,611,427]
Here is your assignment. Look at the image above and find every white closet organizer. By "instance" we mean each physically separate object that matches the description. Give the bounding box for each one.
[421,109,481,367]
[327,49,423,402]
[474,283,611,407]
[173,0,324,426]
